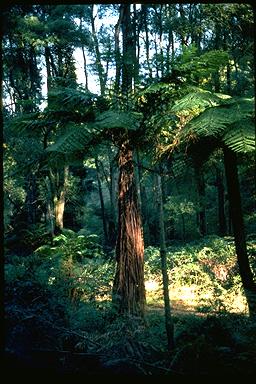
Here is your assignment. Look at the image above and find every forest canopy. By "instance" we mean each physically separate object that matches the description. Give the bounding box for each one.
[3,3,256,376]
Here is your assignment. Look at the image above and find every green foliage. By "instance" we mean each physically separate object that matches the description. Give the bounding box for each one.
[19,223,52,250]
[175,45,230,85]
[172,90,255,154]
[94,110,143,131]
[165,196,196,216]
[144,236,248,314]
[36,229,104,261]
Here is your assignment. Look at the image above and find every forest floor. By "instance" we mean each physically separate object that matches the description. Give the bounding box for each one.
[4,235,256,377]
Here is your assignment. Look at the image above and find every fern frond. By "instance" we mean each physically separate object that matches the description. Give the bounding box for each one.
[222,120,255,153]
[172,87,230,114]
[185,97,255,140]
[48,86,96,109]
[46,123,94,153]
[94,111,143,131]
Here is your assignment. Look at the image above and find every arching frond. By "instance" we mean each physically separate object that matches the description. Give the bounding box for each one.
[222,120,255,153]
[47,86,96,110]
[46,111,143,154]
[181,97,255,153]
[94,111,143,131]
[172,87,231,115]
[46,123,95,153]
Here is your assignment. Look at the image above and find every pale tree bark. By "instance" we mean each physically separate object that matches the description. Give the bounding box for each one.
[50,165,69,234]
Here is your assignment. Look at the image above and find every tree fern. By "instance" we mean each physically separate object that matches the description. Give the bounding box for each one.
[171,87,231,115]
[46,123,95,153]
[222,120,255,153]
[46,111,143,154]
[172,89,255,154]
[94,110,143,131]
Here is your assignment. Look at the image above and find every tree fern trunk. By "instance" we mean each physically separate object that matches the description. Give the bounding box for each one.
[223,146,256,318]
[112,139,146,317]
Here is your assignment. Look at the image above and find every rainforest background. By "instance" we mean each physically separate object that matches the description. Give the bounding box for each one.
[3,2,256,376]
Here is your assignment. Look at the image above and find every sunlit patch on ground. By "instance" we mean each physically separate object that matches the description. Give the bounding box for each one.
[145,279,249,315]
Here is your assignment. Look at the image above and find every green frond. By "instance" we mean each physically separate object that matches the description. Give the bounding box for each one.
[46,123,94,153]
[94,111,143,131]
[184,97,255,144]
[222,120,255,153]
[185,106,232,137]
[48,86,96,110]
[172,87,230,115]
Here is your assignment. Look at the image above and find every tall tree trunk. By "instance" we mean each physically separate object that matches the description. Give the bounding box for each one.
[216,166,227,236]
[132,4,140,88]
[108,148,117,246]
[112,139,146,316]
[121,4,133,96]
[136,150,150,245]
[24,173,39,225]
[157,172,175,351]
[79,17,89,90]
[114,5,124,96]
[81,46,89,90]
[90,5,105,96]
[195,165,207,236]
[112,4,145,317]
[223,146,256,318]
[141,5,152,79]
[95,156,108,246]
[44,176,55,237]
[52,165,69,234]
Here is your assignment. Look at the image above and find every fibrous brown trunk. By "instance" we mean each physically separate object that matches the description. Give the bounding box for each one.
[223,146,256,318]
[112,139,146,317]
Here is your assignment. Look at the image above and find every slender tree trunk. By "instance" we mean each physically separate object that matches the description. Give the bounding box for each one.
[154,34,160,80]
[79,17,89,90]
[216,167,227,236]
[136,150,150,245]
[90,5,105,96]
[132,4,140,88]
[195,165,207,236]
[108,148,117,245]
[157,172,175,351]
[44,176,55,237]
[24,173,39,225]
[142,5,152,79]
[112,139,146,317]
[114,5,124,96]
[81,46,89,90]
[95,157,108,246]
[223,146,256,318]
[53,165,69,234]
[121,4,133,96]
